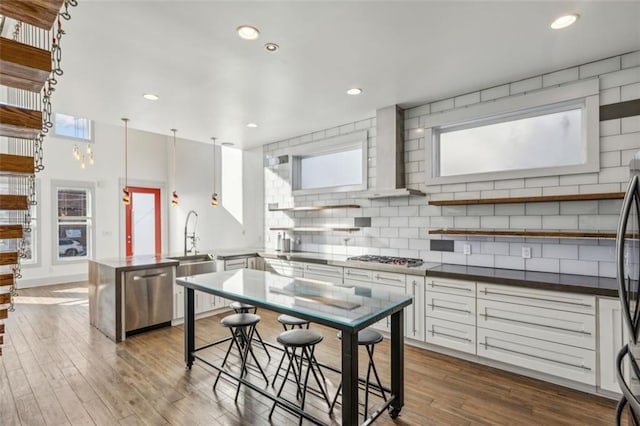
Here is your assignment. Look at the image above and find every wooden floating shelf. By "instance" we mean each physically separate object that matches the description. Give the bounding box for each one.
[429,192,625,206]
[269,204,361,212]
[429,229,617,239]
[270,227,360,232]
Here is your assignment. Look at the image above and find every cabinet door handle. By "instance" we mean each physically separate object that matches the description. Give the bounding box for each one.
[478,313,592,336]
[479,289,593,307]
[430,328,472,343]
[346,270,369,278]
[428,283,472,292]
[412,280,417,333]
[479,342,592,371]
[429,303,472,314]
[132,272,167,280]
[376,274,403,283]
[307,265,339,275]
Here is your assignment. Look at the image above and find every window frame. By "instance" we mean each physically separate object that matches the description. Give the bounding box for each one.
[53,113,94,142]
[51,180,95,265]
[424,78,600,185]
[289,130,368,195]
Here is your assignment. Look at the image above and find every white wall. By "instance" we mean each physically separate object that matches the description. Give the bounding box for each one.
[18,121,263,288]
[264,50,640,277]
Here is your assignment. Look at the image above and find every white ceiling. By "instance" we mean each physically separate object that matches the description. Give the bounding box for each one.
[57,1,640,149]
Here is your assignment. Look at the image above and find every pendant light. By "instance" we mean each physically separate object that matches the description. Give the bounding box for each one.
[121,118,130,205]
[171,129,179,206]
[211,137,218,207]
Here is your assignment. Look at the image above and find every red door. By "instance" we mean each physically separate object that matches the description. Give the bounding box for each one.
[125,187,161,256]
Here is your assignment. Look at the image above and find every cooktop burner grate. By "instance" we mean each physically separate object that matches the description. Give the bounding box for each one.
[347,255,423,267]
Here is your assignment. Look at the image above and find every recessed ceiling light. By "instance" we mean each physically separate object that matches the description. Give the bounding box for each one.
[551,14,579,29]
[221,142,235,147]
[347,88,363,96]
[264,42,279,52]
[143,93,159,101]
[247,123,258,128]
[237,25,260,40]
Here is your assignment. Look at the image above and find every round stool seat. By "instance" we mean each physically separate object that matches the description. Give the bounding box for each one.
[221,313,261,328]
[277,329,323,348]
[337,328,383,346]
[278,314,309,327]
[230,301,255,311]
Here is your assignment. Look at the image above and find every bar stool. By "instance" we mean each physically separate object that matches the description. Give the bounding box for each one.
[229,301,271,359]
[213,313,269,401]
[269,329,331,422]
[329,328,387,420]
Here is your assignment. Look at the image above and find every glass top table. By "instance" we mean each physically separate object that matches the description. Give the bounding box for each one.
[177,268,412,425]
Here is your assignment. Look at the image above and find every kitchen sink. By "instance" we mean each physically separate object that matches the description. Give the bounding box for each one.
[168,253,217,277]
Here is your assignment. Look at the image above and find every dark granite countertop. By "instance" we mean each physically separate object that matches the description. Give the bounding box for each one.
[427,264,618,297]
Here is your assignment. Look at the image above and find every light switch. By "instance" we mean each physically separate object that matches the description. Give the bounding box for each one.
[463,244,471,255]
[522,247,531,259]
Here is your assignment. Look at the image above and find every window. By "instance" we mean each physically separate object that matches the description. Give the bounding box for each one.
[290,131,368,194]
[54,113,93,141]
[425,79,599,184]
[53,182,94,262]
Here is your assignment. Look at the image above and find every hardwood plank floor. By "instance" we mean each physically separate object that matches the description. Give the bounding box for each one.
[0,282,621,425]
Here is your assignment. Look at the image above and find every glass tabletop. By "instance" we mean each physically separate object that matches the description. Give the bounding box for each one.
[176,269,412,329]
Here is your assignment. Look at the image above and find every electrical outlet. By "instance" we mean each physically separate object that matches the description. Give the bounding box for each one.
[522,246,531,259]
[463,244,471,255]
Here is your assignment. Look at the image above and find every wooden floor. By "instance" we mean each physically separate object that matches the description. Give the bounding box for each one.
[0,282,621,425]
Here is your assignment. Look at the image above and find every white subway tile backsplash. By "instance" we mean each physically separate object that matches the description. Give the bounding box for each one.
[480,242,510,256]
[510,215,542,229]
[495,203,525,216]
[525,257,560,273]
[601,133,640,152]
[467,254,494,268]
[598,199,623,214]
[525,176,559,187]
[601,67,640,90]
[390,217,409,228]
[598,166,630,183]
[495,255,525,270]
[409,239,430,251]
[480,189,510,198]
[494,178,525,189]
[621,82,640,102]
[381,227,399,238]
[509,188,542,197]
[542,244,578,260]
[559,173,598,186]
[510,242,542,258]
[442,252,467,265]
[622,117,640,134]
[579,183,622,194]
[467,204,495,216]
[560,259,599,276]
[480,216,509,229]
[454,216,480,229]
[542,215,578,229]
[600,120,621,137]
[420,205,442,216]
[578,214,619,230]
[600,87,621,105]
[579,57,620,78]
[454,92,481,108]
[430,216,454,229]
[480,84,509,101]
[623,51,640,69]
[443,206,467,216]
[579,245,615,261]
[598,261,616,278]
[467,181,494,191]
[560,200,598,215]
[543,67,579,87]
[600,151,621,168]
[510,76,542,94]
[431,98,454,113]
[542,186,580,196]
[525,202,559,216]
[399,227,420,239]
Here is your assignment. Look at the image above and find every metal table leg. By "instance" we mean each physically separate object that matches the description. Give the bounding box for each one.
[389,310,404,419]
[184,288,195,369]
[341,329,359,425]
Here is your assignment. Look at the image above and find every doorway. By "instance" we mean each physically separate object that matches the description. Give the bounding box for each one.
[125,186,161,256]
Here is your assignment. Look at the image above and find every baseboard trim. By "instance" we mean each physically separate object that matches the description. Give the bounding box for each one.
[17,273,88,288]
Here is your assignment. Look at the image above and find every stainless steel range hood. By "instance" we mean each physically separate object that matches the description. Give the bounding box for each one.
[367,105,425,199]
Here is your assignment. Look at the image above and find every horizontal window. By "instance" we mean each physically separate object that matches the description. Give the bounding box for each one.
[54,113,93,141]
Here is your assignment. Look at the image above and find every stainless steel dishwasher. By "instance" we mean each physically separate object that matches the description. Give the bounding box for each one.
[124,266,173,335]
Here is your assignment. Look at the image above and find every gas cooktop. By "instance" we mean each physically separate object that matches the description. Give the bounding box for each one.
[347,255,423,268]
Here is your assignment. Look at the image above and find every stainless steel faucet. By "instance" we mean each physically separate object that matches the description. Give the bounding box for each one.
[184,210,198,255]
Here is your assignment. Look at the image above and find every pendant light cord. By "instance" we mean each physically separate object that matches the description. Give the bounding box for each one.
[122,118,129,188]
[171,129,177,192]
[211,137,216,194]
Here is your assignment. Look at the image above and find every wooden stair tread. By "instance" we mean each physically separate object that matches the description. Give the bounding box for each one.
[0,309,7,320]
[0,104,42,139]
[0,194,29,210]
[0,251,19,266]
[0,154,34,175]
[0,293,11,305]
[0,0,65,30]
[0,274,13,287]
[0,225,23,239]
[0,38,51,92]
[0,323,5,334]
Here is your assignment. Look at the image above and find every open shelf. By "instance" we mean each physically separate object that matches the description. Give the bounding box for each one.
[429,229,617,239]
[268,204,361,212]
[428,192,625,206]
[269,227,360,232]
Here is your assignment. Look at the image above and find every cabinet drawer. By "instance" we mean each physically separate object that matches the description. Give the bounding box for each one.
[426,292,476,325]
[225,258,247,270]
[304,271,342,285]
[426,317,476,355]
[477,328,596,385]
[264,259,304,277]
[477,282,596,315]
[303,263,343,277]
[426,277,476,296]
[372,271,406,288]
[344,267,373,282]
[477,299,595,350]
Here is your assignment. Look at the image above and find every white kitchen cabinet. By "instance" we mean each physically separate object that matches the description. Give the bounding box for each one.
[302,262,343,284]
[426,291,476,325]
[247,257,263,270]
[405,276,425,341]
[427,276,476,296]
[598,297,624,394]
[264,258,304,278]
[224,258,248,270]
[426,316,476,355]
[173,283,184,320]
